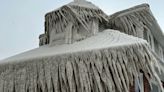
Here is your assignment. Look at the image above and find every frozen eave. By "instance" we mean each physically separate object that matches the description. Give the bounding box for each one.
[0,29,164,92]
[1,29,147,63]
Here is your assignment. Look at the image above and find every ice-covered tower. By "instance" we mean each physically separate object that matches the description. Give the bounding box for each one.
[39,0,108,46]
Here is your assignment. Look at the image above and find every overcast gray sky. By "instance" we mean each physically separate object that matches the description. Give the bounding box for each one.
[0,0,164,60]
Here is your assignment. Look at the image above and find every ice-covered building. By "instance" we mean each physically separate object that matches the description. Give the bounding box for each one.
[0,0,164,92]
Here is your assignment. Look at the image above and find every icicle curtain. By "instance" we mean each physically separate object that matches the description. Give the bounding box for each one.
[109,4,156,37]
[45,5,108,39]
[108,4,164,60]
[0,42,163,92]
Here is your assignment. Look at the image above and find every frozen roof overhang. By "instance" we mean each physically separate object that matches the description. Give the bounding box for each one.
[0,29,164,92]
[1,29,147,62]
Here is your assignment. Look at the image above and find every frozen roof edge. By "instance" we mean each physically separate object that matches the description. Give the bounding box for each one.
[0,29,147,63]
[45,0,100,17]
[109,3,149,18]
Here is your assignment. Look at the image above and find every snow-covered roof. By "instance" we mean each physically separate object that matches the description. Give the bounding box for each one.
[68,0,99,9]
[109,4,164,48]
[1,29,146,62]
[0,29,164,92]
[46,0,100,15]
[109,4,149,18]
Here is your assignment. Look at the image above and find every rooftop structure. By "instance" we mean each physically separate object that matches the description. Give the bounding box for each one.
[39,0,108,46]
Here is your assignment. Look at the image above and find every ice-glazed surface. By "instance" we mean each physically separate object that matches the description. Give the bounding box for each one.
[1,29,164,92]
[1,29,146,62]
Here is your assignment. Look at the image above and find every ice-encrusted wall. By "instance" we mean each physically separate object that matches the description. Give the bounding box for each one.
[146,30,164,61]
[48,18,99,46]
